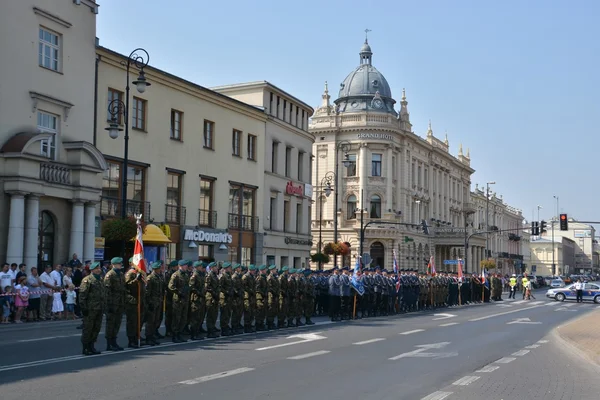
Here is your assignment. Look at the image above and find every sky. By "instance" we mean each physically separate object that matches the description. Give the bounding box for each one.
[97,0,600,226]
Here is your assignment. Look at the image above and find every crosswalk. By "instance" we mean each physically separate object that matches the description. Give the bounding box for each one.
[494,299,581,308]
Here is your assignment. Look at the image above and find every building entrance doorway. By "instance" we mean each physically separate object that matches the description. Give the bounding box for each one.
[370,241,385,269]
[38,211,55,268]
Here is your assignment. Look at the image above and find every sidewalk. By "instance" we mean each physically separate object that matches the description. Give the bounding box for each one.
[556,308,600,367]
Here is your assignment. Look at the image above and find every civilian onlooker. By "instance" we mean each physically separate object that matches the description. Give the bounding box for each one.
[67,253,82,269]
[63,267,73,289]
[2,286,14,323]
[0,264,11,291]
[27,267,42,321]
[9,263,17,286]
[65,284,77,320]
[14,276,29,323]
[15,264,27,284]
[39,265,54,320]
[52,285,64,319]
[50,264,62,288]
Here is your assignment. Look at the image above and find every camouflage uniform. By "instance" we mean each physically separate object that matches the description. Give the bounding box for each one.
[103,259,125,351]
[287,270,298,326]
[230,264,244,334]
[219,263,234,336]
[255,265,268,331]
[168,262,190,343]
[188,261,207,340]
[80,262,106,355]
[124,267,145,347]
[144,262,163,345]
[277,267,289,328]
[205,263,220,338]
[295,270,305,326]
[303,270,316,324]
[266,265,279,329]
[164,261,177,336]
[242,265,256,333]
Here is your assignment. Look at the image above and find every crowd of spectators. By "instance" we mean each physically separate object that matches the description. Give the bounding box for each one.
[0,253,88,324]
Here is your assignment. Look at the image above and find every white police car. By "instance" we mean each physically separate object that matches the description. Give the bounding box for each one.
[546,282,600,303]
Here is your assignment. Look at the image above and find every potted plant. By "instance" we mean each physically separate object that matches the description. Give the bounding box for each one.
[310,253,330,264]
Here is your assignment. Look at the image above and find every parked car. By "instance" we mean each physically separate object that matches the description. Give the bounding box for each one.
[535,276,545,287]
[550,279,565,288]
[546,282,600,303]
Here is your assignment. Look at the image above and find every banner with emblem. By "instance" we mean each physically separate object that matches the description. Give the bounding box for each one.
[132,214,147,276]
[351,256,365,296]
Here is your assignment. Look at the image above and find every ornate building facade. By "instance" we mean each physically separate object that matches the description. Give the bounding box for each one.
[309,39,488,272]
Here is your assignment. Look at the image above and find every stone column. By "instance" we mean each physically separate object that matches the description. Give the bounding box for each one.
[386,146,393,211]
[83,202,97,263]
[69,201,85,260]
[24,195,40,267]
[6,193,26,264]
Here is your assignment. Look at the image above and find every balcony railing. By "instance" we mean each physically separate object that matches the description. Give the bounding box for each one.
[40,163,71,185]
[198,209,217,228]
[165,204,186,225]
[228,213,259,232]
[100,196,151,221]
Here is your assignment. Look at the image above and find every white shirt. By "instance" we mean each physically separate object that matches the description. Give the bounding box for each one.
[575,282,583,290]
[0,272,12,292]
[50,270,62,287]
[8,269,16,286]
[63,275,73,288]
[40,272,54,293]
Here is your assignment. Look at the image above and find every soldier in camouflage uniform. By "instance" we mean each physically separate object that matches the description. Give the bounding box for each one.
[164,260,178,337]
[104,257,125,351]
[124,262,145,348]
[218,262,233,335]
[205,262,220,338]
[265,265,278,330]
[168,260,190,343]
[144,262,163,346]
[80,262,105,355]
[188,261,207,340]
[295,269,306,326]
[230,263,244,334]
[242,265,256,333]
[303,269,316,325]
[154,260,166,339]
[286,268,297,326]
[277,266,289,329]
[255,265,268,331]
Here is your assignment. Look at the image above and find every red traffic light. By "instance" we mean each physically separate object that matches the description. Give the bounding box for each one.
[560,214,566,221]
[559,214,568,231]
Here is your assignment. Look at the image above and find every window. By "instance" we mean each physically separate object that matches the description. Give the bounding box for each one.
[277,96,280,118]
[203,120,214,149]
[39,27,59,71]
[307,205,312,234]
[289,104,293,123]
[269,93,274,115]
[424,168,429,187]
[198,245,214,261]
[370,195,381,218]
[247,134,256,160]
[269,196,276,230]
[347,195,357,219]
[281,256,289,269]
[267,255,275,266]
[283,200,290,232]
[298,152,304,181]
[232,129,242,156]
[392,156,396,180]
[170,110,183,140]
[199,177,214,227]
[346,154,357,177]
[37,111,57,160]
[418,165,422,186]
[132,97,146,130]
[166,172,182,223]
[296,108,299,127]
[371,154,382,176]
[229,184,256,229]
[296,203,302,233]
[241,248,253,266]
[107,89,123,124]
[412,162,416,185]
[101,161,146,217]
[285,147,292,177]
[301,110,305,130]
[283,100,287,122]
[271,141,279,173]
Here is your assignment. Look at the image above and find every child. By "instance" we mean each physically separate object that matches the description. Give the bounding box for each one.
[65,284,77,320]
[2,286,13,323]
[52,287,64,320]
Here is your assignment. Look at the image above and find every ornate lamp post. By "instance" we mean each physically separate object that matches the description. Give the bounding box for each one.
[318,171,335,270]
[333,140,351,268]
[106,48,151,257]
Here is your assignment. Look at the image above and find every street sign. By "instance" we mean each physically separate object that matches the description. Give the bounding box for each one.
[361,253,372,265]
[443,260,458,265]
[389,342,458,360]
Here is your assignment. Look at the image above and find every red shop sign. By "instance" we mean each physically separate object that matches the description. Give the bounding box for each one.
[286,181,303,196]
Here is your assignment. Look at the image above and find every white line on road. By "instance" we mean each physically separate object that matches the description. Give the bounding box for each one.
[421,391,453,400]
[546,302,561,306]
[537,340,549,344]
[530,301,544,305]
[255,332,327,351]
[179,367,255,385]
[439,322,458,327]
[525,344,540,349]
[564,303,576,307]
[353,338,386,345]
[287,350,330,360]
[400,329,425,335]
[512,300,527,304]
[476,365,499,372]
[18,333,81,343]
[512,349,530,356]
[495,357,516,364]
[453,376,480,386]
[469,304,543,321]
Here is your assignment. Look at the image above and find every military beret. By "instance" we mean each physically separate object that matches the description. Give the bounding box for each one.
[241,265,247,272]
[268,265,277,270]
[208,262,217,268]
[178,260,187,266]
[249,265,257,271]
[303,270,311,276]
[223,262,232,268]
[332,267,338,271]
[111,257,123,264]
[168,260,178,267]
[187,260,193,267]
[281,266,289,272]
[289,268,296,274]
[193,261,202,267]
[90,261,101,270]
[342,267,349,271]
[234,263,242,269]
[258,264,267,271]
[151,261,162,270]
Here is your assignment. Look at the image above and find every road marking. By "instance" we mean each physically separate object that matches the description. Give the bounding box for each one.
[564,303,576,307]
[512,350,530,356]
[17,333,89,343]
[439,322,459,327]
[495,357,516,363]
[353,338,385,345]
[537,340,549,344]
[469,304,543,321]
[525,344,540,349]
[496,304,513,308]
[507,317,542,325]
[433,313,456,320]
[530,301,544,305]
[400,329,424,335]
[546,302,561,306]
[179,367,254,385]
[255,332,327,351]
[512,300,527,304]
[453,376,480,386]
[287,350,330,360]
[421,391,453,400]
[390,342,457,360]
[476,365,499,372]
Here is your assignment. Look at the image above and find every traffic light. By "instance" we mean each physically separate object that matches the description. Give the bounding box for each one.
[531,221,539,236]
[540,220,547,234]
[559,214,568,231]
[421,219,429,235]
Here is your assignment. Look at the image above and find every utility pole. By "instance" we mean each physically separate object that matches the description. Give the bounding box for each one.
[485,181,495,260]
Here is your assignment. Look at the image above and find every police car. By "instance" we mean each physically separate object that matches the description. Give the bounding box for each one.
[546,282,600,303]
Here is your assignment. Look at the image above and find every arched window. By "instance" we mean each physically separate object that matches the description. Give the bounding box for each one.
[346,195,357,219]
[370,194,381,218]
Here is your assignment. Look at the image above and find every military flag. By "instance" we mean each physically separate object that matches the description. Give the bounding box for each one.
[481,268,486,284]
[351,256,365,296]
[132,214,147,275]
[393,250,399,274]
[457,259,464,282]
[427,256,436,276]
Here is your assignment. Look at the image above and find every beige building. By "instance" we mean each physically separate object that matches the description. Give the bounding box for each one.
[309,39,486,272]
[95,47,267,264]
[538,219,597,274]
[212,82,315,268]
[529,236,575,276]
[0,0,106,266]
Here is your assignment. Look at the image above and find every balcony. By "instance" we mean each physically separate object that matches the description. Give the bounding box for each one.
[40,163,71,185]
[198,209,217,228]
[100,196,151,221]
[463,202,476,214]
[228,213,259,232]
[165,204,186,225]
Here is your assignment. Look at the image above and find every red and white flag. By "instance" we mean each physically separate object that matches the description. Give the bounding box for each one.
[458,259,464,281]
[132,216,146,275]
[480,268,486,284]
[427,256,436,276]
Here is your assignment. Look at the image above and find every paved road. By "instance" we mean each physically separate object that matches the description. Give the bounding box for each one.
[1,294,599,400]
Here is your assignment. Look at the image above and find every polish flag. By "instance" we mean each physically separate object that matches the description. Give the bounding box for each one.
[480,268,486,284]
[132,216,147,275]
[427,256,436,276]
[458,259,464,281]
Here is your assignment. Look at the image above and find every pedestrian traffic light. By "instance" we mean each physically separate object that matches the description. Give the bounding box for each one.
[540,220,547,234]
[559,214,568,231]
[531,221,539,236]
[421,219,429,235]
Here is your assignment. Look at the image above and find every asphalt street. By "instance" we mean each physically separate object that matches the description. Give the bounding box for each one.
[1,291,599,400]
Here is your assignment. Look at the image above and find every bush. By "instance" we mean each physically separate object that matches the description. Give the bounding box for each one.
[310,253,330,264]
[101,217,145,242]
[480,259,496,270]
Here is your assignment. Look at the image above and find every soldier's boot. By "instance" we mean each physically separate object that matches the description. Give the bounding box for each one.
[82,343,90,355]
[112,338,124,351]
[305,318,315,325]
[287,320,296,328]
[155,330,165,339]
[177,334,188,342]
[244,326,253,333]
[128,337,139,349]
[296,318,305,327]
[89,344,101,355]
[172,334,181,343]
[145,335,157,346]
[106,339,116,351]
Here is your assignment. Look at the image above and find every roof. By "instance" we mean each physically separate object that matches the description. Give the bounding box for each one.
[0,131,44,153]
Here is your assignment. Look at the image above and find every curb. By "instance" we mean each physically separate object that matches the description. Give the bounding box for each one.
[553,310,600,370]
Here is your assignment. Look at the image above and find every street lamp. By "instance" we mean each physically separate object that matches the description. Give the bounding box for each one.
[485,181,496,259]
[552,195,559,275]
[318,171,335,270]
[105,48,151,257]
[333,140,351,268]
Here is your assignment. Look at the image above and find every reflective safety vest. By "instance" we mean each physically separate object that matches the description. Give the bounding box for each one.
[509,277,517,287]
[522,278,529,288]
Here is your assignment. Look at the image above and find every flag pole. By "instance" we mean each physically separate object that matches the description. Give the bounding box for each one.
[353,295,357,320]
[137,280,141,347]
